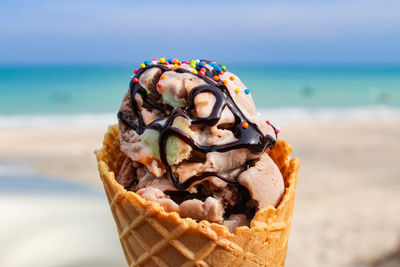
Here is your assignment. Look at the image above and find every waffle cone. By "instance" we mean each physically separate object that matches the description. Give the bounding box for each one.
[95,125,300,267]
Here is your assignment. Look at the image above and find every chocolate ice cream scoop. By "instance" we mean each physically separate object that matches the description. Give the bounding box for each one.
[116,58,284,230]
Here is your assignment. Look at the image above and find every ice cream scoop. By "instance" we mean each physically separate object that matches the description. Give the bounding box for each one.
[116,58,284,230]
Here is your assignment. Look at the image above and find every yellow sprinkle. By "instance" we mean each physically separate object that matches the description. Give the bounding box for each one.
[235,88,240,94]
[160,57,166,64]
[192,70,198,74]
[230,76,235,81]
[222,80,228,85]
[160,75,166,80]
[174,63,178,68]
[140,63,146,68]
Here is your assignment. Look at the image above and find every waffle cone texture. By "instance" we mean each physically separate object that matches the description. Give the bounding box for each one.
[95,125,300,267]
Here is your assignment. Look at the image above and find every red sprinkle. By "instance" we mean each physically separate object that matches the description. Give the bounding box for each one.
[164,62,169,65]
[133,78,139,83]
[177,62,182,66]
[266,120,270,125]
[134,69,138,74]
[157,83,162,88]
[219,71,224,75]
[275,128,280,134]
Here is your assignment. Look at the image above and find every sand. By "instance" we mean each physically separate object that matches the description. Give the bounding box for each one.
[1,120,399,267]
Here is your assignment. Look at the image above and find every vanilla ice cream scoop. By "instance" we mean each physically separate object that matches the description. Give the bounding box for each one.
[117,58,284,230]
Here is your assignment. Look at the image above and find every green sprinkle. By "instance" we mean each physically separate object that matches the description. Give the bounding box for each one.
[221,65,226,71]
[146,90,151,95]
[190,59,197,68]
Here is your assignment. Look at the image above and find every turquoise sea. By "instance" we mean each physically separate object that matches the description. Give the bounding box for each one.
[1,64,399,125]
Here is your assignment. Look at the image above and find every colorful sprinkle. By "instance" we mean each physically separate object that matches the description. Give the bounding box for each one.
[146,90,151,95]
[160,57,166,64]
[222,80,228,85]
[173,59,179,64]
[190,60,197,68]
[152,58,158,61]
[134,69,138,74]
[192,70,198,74]
[157,83,162,88]
[229,76,235,81]
[219,71,224,75]
[217,67,222,72]
[213,75,220,81]
[235,88,240,94]
[170,66,175,71]
[221,66,226,71]
[174,63,178,68]
[198,62,204,67]
[242,122,249,129]
[133,78,139,83]
[177,61,182,66]
[168,59,173,63]
[144,60,150,66]
[266,120,270,125]
[140,63,146,68]
[160,75,166,80]
[244,89,250,94]
[275,128,280,134]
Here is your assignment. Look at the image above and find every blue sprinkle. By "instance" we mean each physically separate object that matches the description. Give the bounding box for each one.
[244,89,250,94]
[217,67,222,72]
[198,62,204,67]
[168,59,173,63]
[144,60,150,65]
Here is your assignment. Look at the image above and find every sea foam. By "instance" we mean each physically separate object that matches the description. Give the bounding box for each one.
[0,106,399,129]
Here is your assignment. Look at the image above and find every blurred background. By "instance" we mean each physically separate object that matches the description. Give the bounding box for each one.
[1,0,399,266]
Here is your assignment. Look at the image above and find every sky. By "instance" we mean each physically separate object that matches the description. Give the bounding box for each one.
[1,0,400,64]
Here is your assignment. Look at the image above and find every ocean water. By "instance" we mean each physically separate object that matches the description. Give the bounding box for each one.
[1,64,399,126]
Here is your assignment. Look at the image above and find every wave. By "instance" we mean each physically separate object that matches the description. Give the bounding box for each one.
[0,113,116,129]
[0,106,399,129]
[259,105,400,124]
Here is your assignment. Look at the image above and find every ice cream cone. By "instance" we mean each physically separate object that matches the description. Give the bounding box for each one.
[96,125,300,267]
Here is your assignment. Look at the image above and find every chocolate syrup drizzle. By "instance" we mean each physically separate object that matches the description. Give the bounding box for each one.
[118,60,276,190]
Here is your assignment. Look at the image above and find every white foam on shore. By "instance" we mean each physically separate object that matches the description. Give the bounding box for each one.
[0,106,399,129]
[260,105,400,124]
[0,113,115,130]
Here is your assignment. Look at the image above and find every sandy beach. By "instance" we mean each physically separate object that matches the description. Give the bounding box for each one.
[1,120,399,267]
